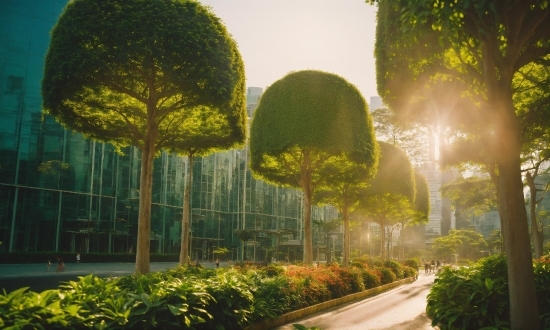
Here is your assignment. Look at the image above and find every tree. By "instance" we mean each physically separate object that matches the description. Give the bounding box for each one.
[373,1,550,326]
[395,172,430,260]
[42,0,246,274]
[523,143,550,258]
[359,142,416,261]
[371,107,429,166]
[314,157,377,267]
[249,70,379,265]
[441,176,498,216]
[433,229,489,262]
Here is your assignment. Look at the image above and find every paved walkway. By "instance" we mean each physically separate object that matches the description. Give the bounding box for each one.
[0,261,223,293]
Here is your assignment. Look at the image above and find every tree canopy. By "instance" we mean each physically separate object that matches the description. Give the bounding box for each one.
[371,107,430,166]
[250,70,379,264]
[42,0,246,274]
[433,229,488,262]
[374,0,550,326]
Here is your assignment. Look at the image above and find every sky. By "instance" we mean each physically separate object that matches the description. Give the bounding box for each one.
[199,0,380,100]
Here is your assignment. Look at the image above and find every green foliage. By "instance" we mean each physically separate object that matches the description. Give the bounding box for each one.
[432,229,488,262]
[413,172,430,220]
[42,0,246,152]
[371,107,430,166]
[441,176,497,216]
[360,267,383,289]
[427,255,510,330]
[427,254,550,329]
[383,260,404,279]
[362,142,415,199]
[376,267,396,285]
[535,256,550,329]
[402,258,421,270]
[401,266,417,279]
[249,70,378,188]
[0,261,413,329]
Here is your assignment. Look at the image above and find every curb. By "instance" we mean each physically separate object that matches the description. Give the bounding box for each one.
[248,277,416,330]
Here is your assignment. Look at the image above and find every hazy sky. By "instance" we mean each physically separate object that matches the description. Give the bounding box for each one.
[200,0,379,100]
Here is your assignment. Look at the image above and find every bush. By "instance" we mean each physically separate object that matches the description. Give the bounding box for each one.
[361,267,382,289]
[402,258,420,270]
[376,266,396,284]
[383,260,404,279]
[401,266,417,279]
[427,254,550,329]
[0,259,408,329]
[534,256,550,329]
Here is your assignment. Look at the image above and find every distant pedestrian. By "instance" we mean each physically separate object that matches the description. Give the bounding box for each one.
[56,257,65,272]
[47,259,51,271]
[76,252,80,264]
[424,261,429,274]
[215,258,220,268]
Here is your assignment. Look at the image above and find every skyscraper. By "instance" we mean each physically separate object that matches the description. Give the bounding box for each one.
[0,1,336,261]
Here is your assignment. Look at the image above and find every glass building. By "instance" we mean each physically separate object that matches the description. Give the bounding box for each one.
[0,0,339,261]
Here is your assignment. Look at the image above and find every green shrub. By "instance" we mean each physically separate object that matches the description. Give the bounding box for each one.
[361,267,382,289]
[0,259,409,329]
[402,258,420,270]
[401,266,417,279]
[383,260,404,279]
[534,256,550,328]
[376,266,396,284]
[250,275,293,320]
[427,254,510,330]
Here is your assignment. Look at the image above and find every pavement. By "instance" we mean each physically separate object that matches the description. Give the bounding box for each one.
[0,261,224,294]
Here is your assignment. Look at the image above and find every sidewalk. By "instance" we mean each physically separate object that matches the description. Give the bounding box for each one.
[0,261,223,293]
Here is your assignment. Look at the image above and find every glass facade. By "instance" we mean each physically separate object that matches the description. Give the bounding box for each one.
[0,0,339,261]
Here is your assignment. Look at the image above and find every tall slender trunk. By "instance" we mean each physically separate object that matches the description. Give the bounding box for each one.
[380,216,386,261]
[135,141,155,275]
[301,150,313,264]
[135,91,158,275]
[342,189,350,267]
[401,223,405,260]
[526,172,544,258]
[179,153,194,265]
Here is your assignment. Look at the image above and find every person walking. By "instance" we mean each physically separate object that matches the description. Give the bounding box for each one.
[56,257,65,272]
[76,252,80,264]
[215,258,220,268]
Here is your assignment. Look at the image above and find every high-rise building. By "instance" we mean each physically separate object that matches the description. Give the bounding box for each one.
[369,96,383,111]
[0,0,338,262]
[416,163,442,245]
[246,87,263,118]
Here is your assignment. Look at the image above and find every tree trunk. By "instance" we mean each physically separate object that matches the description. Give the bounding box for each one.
[526,172,544,258]
[401,223,405,260]
[179,153,194,265]
[343,191,350,267]
[380,216,386,261]
[493,96,540,329]
[135,142,155,275]
[301,150,313,265]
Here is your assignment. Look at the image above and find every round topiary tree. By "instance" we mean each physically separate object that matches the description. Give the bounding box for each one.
[42,0,246,274]
[249,70,379,265]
